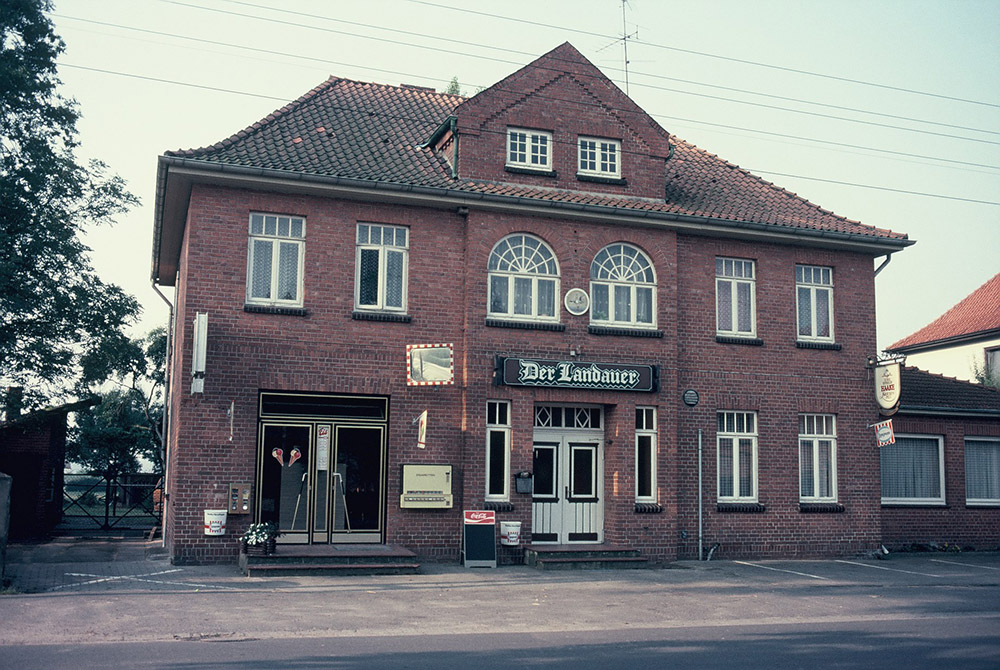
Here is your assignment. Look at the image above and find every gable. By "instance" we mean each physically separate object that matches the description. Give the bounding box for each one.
[452,42,671,199]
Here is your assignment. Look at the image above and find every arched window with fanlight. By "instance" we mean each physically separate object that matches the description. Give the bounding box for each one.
[488,234,560,321]
[590,243,656,327]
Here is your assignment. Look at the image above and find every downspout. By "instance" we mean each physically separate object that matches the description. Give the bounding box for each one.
[698,428,703,560]
[151,281,174,548]
[450,117,459,179]
[874,252,893,277]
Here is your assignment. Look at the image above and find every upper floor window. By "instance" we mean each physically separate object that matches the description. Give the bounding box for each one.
[578,137,620,178]
[799,414,837,502]
[716,258,756,337]
[965,438,1000,505]
[507,128,552,171]
[880,434,945,505]
[717,411,757,502]
[635,407,657,503]
[356,223,408,312]
[590,243,655,327]
[488,234,559,321]
[796,265,834,342]
[247,213,305,307]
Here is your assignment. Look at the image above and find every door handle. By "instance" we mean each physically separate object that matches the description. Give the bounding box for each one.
[565,485,569,499]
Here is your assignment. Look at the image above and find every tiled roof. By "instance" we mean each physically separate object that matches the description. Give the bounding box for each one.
[899,366,1000,414]
[890,272,1000,350]
[166,60,907,244]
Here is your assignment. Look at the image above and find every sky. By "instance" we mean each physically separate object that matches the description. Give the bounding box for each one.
[49,0,999,352]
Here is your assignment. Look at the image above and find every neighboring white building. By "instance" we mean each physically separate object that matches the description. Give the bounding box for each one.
[888,272,1000,384]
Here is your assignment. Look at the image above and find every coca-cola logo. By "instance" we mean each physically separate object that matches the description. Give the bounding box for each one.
[464,510,495,524]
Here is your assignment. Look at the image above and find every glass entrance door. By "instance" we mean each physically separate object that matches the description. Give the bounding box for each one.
[330,425,385,543]
[257,421,386,544]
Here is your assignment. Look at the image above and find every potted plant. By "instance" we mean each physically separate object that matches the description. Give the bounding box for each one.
[240,521,280,555]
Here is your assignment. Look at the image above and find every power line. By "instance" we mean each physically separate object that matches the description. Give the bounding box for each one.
[408,0,1000,110]
[58,62,1000,207]
[151,2,1000,147]
[54,12,1000,168]
[216,0,1000,137]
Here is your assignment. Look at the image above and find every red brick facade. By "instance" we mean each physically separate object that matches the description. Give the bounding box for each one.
[155,43,917,564]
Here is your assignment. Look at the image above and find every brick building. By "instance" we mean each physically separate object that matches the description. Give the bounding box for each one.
[152,43,912,564]
[881,367,1000,550]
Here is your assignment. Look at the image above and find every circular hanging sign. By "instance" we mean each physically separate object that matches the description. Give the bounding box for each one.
[564,288,591,316]
[682,389,700,407]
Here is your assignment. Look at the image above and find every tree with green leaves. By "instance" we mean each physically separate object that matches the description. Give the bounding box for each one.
[1,0,140,407]
[70,328,167,474]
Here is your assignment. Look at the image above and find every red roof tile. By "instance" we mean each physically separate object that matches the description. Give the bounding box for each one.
[165,47,909,247]
[890,272,1000,350]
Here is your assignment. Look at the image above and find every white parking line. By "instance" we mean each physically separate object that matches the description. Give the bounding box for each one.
[734,561,830,580]
[930,558,1000,571]
[834,560,941,577]
[50,569,239,592]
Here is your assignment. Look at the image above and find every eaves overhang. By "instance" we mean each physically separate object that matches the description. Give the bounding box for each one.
[152,158,914,286]
[897,405,1000,418]
[888,328,1000,355]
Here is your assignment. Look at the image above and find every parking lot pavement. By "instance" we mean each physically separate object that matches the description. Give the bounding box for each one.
[3,537,998,596]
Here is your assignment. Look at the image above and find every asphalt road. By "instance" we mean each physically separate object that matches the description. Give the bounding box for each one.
[1,539,998,669]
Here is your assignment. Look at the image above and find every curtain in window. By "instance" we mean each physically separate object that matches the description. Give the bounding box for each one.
[966,440,1000,500]
[881,437,941,499]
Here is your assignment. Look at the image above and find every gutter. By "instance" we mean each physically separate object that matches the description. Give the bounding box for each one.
[897,405,1000,418]
[152,157,914,282]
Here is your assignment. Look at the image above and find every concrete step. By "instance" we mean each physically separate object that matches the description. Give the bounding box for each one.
[524,544,649,570]
[240,543,419,576]
[244,562,420,577]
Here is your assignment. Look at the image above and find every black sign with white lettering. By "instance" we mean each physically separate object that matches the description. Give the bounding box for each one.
[495,357,657,393]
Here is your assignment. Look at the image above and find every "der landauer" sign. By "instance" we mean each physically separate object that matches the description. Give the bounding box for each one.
[495,356,658,393]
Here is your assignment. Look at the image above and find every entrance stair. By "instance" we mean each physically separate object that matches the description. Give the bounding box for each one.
[240,544,420,577]
[524,544,649,570]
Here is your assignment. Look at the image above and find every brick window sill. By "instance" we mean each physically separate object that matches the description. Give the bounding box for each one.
[799,502,845,513]
[716,335,764,346]
[577,173,627,186]
[244,304,308,317]
[634,502,663,514]
[589,325,663,338]
[484,501,515,512]
[717,502,766,513]
[485,318,565,332]
[352,311,412,323]
[796,340,842,351]
[505,165,557,178]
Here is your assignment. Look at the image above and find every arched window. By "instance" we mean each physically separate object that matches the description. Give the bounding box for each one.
[488,234,559,321]
[590,243,656,327]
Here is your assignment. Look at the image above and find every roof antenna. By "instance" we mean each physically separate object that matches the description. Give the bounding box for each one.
[620,0,638,96]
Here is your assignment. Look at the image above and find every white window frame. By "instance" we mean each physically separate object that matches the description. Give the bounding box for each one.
[798,414,837,502]
[578,136,621,178]
[246,213,305,307]
[635,407,657,503]
[507,128,552,171]
[488,233,560,322]
[965,437,1000,506]
[880,434,946,506]
[486,401,511,501]
[796,265,835,342]
[717,411,758,503]
[716,258,756,337]
[590,243,657,329]
[355,223,408,313]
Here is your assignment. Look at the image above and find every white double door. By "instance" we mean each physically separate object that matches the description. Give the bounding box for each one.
[531,430,604,544]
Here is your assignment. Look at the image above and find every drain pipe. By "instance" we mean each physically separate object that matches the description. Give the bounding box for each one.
[698,428,703,560]
[874,252,893,277]
[151,281,174,548]
[706,542,720,561]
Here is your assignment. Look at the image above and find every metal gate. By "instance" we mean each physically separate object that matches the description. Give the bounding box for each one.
[60,472,162,532]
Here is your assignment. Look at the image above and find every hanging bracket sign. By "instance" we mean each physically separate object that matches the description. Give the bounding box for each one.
[874,361,901,416]
[495,356,658,393]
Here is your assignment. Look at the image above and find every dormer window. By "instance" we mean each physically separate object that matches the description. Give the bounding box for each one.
[507,128,552,171]
[578,137,620,178]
